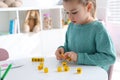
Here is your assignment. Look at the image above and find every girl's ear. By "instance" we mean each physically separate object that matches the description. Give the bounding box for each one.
[86,2,93,12]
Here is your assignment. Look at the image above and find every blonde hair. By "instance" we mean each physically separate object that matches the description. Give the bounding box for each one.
[63,0,96,18]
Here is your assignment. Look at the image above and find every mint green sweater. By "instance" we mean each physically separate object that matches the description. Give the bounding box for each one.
[60,20,116,71]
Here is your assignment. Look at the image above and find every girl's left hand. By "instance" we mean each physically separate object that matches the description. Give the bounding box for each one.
[64,51,78,62]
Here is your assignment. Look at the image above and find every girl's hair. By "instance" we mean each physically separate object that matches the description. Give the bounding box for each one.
[63,0,96,18]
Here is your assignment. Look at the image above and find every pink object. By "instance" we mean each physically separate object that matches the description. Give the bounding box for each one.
[0,48,9,61]
[0,63,8,67]
[43,13,50,17]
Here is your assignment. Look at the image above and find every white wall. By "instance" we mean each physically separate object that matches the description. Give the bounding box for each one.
[22,0,60,8]
[96,0,107,21]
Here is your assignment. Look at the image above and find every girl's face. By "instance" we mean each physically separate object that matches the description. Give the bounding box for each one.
[63,1,90,24]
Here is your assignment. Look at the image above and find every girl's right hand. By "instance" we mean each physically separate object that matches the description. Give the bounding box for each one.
[55,47,64,60]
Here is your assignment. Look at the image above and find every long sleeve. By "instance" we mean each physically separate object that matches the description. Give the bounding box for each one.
[77,28,116,71]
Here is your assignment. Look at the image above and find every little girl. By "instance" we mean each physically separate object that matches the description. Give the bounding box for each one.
[55,0,116,71]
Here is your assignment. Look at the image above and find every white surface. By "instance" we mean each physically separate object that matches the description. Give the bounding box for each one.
[1,57,108,80]
[0,29,66,60]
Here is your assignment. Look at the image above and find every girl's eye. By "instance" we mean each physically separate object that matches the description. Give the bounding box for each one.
[72,11,78,14]
[65,11,78,15]
[66,12,69,14]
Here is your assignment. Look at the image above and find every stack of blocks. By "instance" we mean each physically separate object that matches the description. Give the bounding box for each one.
[32,57,49,73]
[57,61,82,74]
[57,61,70,72]
[32,57,82,74]
[60,53,82,74]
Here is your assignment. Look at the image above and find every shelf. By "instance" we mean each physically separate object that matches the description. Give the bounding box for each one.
[0,0,69,36]
[0,5,63,11]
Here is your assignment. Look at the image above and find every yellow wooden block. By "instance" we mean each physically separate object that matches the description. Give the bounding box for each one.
[32,58,38,62]
[38,58,41,62]
[66,57,71,61]
[38,65,43,70]
[44,67,48,73]
[39,58,44,62]
[61,53,71,61]
[32,58,35,62]
[57,66,62,72]
[62,61,67,67]
[77,67,82,74]
[61,53,65,58]
[64,66,70,72]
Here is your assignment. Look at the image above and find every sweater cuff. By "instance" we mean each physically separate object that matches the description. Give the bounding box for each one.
[58,46,67,52]
[77,53,85,64]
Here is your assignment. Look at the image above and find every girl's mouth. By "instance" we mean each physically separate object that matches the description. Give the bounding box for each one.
[72,21,76,24]
[72,21,76,23]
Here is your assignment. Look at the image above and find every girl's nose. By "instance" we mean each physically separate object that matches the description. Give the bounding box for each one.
[68,14,73,21]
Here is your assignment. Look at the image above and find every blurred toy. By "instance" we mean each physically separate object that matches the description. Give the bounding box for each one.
[63,66,70,72]
[43,13,52,30]
[62,61,67,67]
[0,0,23,8]
[77,67,82,74]
[44,67,48,73]
[31,57,44,62]
[0,48,9,61]
[23,10,41,32]
[38,65,43,70]
[57,66,62,72]
[61,53,71,61]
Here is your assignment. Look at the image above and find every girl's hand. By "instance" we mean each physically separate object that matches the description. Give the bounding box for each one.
[55,48,64,60]
[64,51,78,62]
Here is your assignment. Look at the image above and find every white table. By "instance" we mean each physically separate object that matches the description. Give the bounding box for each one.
[1,57,108,80]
